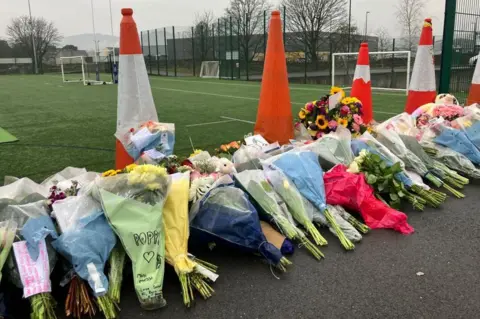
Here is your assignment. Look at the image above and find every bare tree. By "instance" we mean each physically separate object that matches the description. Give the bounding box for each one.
[282,0,346,66]
[396,0,424,51]
[226,0,272,62]
[193,11,216,61]
[7,16,62,72]
[376,27,391,51]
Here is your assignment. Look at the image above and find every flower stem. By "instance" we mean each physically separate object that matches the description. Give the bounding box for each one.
[324,209,355,250]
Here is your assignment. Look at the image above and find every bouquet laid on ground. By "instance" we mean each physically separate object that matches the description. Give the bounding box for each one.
[163,172,218,307]
[0,220,16,283]
[324,164,414,234]
[453,113,480,151]
[117,121,175,161]
[189,177,292,271]
[270,151,355,250]
[215,141,242,159]
[235,169,324,260]
[376,127,463,198]
[96,164,171,310]
[297,87,370,140]
[52,195,117,319]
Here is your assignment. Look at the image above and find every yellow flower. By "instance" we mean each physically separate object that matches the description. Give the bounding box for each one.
[298,109,307,120]
[283,180,290,189]
[307,127,318,137]
[330,86,346,98]
[315,115,328,130]
[189,149,203,158]
[338,118,348,127]
[147,183,161,190]
[367,126,374,133]
[102,169,117,177]
[125,163,138,173]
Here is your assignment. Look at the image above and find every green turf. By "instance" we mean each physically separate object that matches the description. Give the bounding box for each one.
[0,74,406,181]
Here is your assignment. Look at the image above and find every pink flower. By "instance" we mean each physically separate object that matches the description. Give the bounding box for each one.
[353,114,364,125]
[352,123,361,132]
[316,131,324,139]
[340,105,350,116]
[328,120,338,129]
[306,103,314,112]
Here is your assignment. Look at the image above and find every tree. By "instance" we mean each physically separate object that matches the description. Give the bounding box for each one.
[193,11,216,61]
[225,0,272,62]
[376,27,391,51]
[396,0,424,51]
[282,0,346,66]
[62,44,78,51]
[6,16,62,72]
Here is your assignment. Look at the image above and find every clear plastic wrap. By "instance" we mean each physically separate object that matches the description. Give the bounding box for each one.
[41,167,87,187]
[432,123,480,164]
[0,178,49,201]
[121,122,175,160]
[0,220,17,282]
[53,195,102,233]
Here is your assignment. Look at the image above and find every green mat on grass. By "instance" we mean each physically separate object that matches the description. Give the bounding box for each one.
[0,127,18,143]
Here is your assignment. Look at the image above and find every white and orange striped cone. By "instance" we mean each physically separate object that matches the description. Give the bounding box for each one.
[350,42,373,123]
[467,57,480,106]
[115,8,158,169]
[405,18,436,114]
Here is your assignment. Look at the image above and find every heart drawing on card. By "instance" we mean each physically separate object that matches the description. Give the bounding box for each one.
[143,251,155,263]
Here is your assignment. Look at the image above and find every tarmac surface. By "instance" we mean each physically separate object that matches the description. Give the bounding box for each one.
[5,180,480,319]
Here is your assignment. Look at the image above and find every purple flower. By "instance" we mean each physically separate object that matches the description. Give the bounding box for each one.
[318,106,327,115]
[306,103,314,112]
[340,105,350,116]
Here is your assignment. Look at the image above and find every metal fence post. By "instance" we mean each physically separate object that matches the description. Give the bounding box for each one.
[140,31,144,54]
[147,30,152,75]
[390,38,396,88]
[237,18,241,79]
[230,16,234,80]
[172,26,177,77]
[263,10,267,54]
[304,32,307,84]
[246,14,250,81]
[225,18,228,79]
[439,0,457,93]
[283,6,286,49]
[164,28,168,76]
[192,26,196,76]
[155,29,160,75]
[212,24,216,60]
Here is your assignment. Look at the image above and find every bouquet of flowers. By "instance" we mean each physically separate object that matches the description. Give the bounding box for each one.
[452,114,480,151]
[324,164,414,234]
[163,172,218,307]
[235,169,324,260]
[376,127,462,198]
[117,121,175,162]
[189,178,292,271]
[96,164,171,310]
[0,220,16,283]
[297,87,370,140]
[269,151,355,250]
[216,141,242,159]
[52,195,117,319]
[431,123,480,165]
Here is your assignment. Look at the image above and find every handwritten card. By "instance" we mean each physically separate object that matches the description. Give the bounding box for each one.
[13,239,51,298]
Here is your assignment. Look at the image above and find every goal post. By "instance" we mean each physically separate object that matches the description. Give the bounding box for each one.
[59,56,113,86]
[199,61,220,79]
[332,51,411,95]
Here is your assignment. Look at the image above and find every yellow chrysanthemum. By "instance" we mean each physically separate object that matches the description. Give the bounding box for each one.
[102,169,117,177]
[298,109,307,120]
[338,118,348,127]
[315,115,328,130]
[189,149,203,158]
[330,86,346,98]
[367,126,374,133]
[125,163,138,173]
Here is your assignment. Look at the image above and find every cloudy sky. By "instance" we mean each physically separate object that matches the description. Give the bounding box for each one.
[0,0,445,40]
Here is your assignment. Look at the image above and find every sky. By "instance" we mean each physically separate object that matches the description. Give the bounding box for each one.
[0,0,445,40]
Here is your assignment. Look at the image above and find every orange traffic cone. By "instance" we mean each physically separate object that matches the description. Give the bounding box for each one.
[254,10,293,145]
[350,43,373,123]
[467,56,480,105]
[115,8,159,169]
[405,18,436,114]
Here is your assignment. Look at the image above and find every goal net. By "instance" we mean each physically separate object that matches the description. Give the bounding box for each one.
[60,56,112,85]
[332,51,411,95]
[199,61,220,79]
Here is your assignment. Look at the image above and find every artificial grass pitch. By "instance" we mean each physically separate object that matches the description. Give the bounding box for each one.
[0,127,17,143]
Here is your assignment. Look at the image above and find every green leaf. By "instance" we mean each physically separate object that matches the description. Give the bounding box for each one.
[371,153,382,163]
[398,190,405,197]
[391,162,402,174]
[390,193,399,201]
[380,161,387,170]
[367,174,378,184]
[378,182,385,192]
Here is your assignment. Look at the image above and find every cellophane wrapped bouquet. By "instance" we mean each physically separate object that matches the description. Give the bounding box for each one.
[96,164,171,311]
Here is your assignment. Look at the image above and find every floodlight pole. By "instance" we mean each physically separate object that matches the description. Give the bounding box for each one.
[109,0,116,64]
[90,0,100,81]
[347,0,352,52]
[364,11,370,42]
[27,0,38,74]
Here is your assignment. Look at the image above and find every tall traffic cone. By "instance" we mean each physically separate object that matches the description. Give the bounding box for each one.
[115,8,159,169]
[350,43,373,123]
[405,18,436,114]
[254,10,293,144]
[467,57,480,105]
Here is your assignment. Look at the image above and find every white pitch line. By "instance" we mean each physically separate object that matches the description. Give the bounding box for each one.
[186,119,235,127]
[220,116,255,124]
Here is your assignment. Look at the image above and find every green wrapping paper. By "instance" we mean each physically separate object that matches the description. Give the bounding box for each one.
[100,189,166,310]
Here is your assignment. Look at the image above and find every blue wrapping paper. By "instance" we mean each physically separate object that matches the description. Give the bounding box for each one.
[434,126,480,164]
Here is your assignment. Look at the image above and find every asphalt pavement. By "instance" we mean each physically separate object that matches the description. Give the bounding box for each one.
[6,181,480,319]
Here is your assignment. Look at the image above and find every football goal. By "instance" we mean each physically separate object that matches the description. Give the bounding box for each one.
[60,56,112,85]
[331,51,411,95]
[199,61,220,79]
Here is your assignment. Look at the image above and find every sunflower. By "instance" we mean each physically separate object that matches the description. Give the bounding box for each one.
[298,109,307,120]
[315,115,328,130]
[330,86,346,98]
[338,118,348,128]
